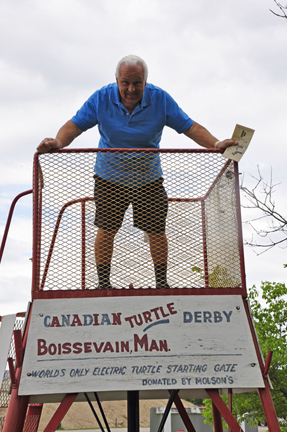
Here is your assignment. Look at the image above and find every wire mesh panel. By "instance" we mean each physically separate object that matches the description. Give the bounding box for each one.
[33,149,244,291]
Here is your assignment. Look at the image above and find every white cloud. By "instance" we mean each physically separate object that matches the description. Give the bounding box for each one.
[0,0,287,314]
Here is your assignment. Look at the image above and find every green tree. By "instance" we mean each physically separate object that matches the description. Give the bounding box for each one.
[202,281,287,430]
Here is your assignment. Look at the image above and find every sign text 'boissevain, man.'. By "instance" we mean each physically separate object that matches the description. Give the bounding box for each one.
[37,302,233,357]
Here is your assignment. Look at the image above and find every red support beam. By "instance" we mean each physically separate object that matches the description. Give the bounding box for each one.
[43,393,78,432]
[170,391,197,432]
[207,389,243,432]
[211,400,224,432]
[258,381,281,432]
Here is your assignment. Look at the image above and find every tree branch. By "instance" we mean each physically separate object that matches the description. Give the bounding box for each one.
[270,0,287,18]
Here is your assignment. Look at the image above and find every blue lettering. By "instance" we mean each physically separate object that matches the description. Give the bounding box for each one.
[43,316,51,327]
[183,312,192,323]
[101,314,111,325]
[223,311,233,322]
[194,311,202,323]
[214,311,223,323]
[61,315,70,326]
[83,314,93,326]
[203,311,212,323]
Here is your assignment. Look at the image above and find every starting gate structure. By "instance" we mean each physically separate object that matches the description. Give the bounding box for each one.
[1,147,281,432]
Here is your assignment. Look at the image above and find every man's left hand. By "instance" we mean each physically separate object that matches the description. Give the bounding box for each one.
[217,139,238,150]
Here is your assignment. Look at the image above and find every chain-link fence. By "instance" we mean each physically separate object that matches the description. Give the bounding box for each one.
[33,149,244,291]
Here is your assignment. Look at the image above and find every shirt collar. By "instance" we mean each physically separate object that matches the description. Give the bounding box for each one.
[110,83,151,108]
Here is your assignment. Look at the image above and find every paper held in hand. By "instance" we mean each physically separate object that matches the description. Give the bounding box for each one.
[223,124,255,162]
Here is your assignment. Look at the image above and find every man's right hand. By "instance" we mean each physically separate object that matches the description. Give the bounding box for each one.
[37,138,62,154]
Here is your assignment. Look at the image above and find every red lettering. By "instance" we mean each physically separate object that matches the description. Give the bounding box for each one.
[121,341,129,352]
[62,342,71,354]
[159,340,169,351]
[37,339,47,355]
[142,311,152,323]
[149,339,159,351]
[134,334,148,352]
[84,342,92,353]
[73,342,82,353]
[93,314,99,325]
[112,313,122,325]
[167,302,177,315]
[71,314,82,326]
[125,315,135,328]
[160,306,169,318]
[93,342,104,353]
[48,343,57,355]
[150,307,160,320]
[103,342,114,353]
[50,316,61,327]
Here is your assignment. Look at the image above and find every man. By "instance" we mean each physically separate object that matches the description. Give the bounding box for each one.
[37,54,237,289]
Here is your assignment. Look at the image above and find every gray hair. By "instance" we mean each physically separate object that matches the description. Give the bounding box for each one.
[115,55,148,81]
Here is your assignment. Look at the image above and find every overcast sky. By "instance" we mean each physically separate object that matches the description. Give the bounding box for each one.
[1,0,287,315]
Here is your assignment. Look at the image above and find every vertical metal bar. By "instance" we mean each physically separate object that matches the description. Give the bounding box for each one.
[32,153,40,293]
[228,389,232,432]
[233,162,247,296]
[157,389,179,432]
[84,393,105,432]
[81,201,86,290]
[212,400,224,432]
[207,389,243,432]
[201,201,209,288]
[127,391,139,432]
[94,392,111,432]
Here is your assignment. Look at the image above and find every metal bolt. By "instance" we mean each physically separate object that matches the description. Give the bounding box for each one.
[27,373,32,377]
[236,306,240,310]
[251,363,256,367]
[39,313,44,317]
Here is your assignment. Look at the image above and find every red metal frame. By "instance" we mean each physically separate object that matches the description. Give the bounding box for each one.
[32,148,246,296]
[3,148,280,431]
[23,404,43,432]
[43,393,78,432]
[0,189,33,264]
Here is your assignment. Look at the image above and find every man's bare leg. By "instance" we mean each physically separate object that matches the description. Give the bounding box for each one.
[95,228,117,287]
[146,232,169,287]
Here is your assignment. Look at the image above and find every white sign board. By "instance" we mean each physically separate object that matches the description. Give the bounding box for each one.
[19,296,263,396]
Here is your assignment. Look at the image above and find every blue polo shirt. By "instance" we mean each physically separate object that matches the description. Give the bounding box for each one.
[71,82,193,187]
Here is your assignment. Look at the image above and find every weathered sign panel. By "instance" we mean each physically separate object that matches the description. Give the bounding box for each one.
[19,295,263,395]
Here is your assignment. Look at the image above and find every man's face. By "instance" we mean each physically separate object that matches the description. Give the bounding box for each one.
[116,63,146,111]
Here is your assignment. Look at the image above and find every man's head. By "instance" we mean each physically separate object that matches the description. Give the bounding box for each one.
[115,55,148,111]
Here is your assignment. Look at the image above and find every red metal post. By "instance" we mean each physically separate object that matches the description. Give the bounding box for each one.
[43,393,78,432]
[23,404,43,432]
[233,162,247,297]
[0,189,32,264]
[201,201,209,288]
[207,389,243,432]
[171,391,197,432]
[81,201,86,290]
[2,305,33,432]
[211,400,224,432]
[258,381,281,432]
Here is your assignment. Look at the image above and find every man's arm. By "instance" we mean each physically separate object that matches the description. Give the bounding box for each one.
[37,120,83,154]
[184,122,237,150]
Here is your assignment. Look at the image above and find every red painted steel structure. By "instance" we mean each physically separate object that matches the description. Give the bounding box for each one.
[1,148,281,432]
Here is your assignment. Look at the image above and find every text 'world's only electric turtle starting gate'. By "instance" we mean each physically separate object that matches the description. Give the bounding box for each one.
[2,148,281,432]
